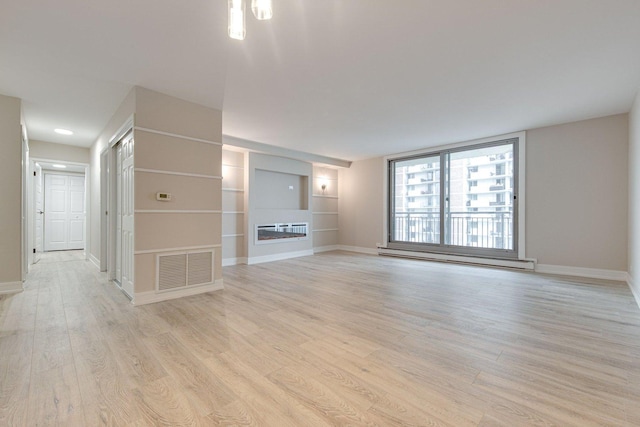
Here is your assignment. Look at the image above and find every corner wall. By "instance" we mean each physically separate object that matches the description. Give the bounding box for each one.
[133,87,223,301]
[629,90,640,306]
[0,94,22,291]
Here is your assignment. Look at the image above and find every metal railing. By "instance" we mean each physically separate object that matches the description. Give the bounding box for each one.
[392,211,513,250]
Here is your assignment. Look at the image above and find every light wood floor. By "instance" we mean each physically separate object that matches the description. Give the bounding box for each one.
[1,250,640,426]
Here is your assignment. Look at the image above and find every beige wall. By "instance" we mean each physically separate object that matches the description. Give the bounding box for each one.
[30,139,90,164]
[221,149,246,263]
[338,115,629,272]
[338,156,384,250]
[629,90,640,302]
[133,87,223,293]
[0,94,22,285]
[526,114,628,270]
[312,166,339,250]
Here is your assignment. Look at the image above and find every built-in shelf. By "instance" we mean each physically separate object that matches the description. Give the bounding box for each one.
[222,234,245,238]
[313,212,339,215]
[222,188,244,192]
[312,194,338,199]
[312,228,339,232]
[222,211,245,214]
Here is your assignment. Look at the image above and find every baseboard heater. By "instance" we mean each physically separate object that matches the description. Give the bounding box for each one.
[256,223,308,245]
[377,247,535,270]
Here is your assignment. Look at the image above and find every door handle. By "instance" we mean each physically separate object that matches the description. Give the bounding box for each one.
[38,210,44,214]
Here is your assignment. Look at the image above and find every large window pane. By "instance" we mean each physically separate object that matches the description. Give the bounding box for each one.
[391,155,440,244]
[388,138,518,258]
[447,144,514,250]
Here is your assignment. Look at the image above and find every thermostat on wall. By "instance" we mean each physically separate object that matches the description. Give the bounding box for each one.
[156,192,172,201]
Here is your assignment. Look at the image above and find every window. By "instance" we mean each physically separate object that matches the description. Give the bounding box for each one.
[388,138,519,258]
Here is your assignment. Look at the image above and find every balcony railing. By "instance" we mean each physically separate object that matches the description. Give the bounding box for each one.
[392,211,513,250]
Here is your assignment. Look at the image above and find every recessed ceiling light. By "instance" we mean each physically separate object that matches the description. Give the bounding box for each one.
[54,128,74,135]
[52,164,67,169]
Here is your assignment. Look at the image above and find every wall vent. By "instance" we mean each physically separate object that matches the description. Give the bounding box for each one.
[156,249,214,292]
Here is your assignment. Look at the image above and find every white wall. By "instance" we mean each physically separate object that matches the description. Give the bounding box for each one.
[338,114,630,274]
[30,140,90,164]
[629,90,640,305]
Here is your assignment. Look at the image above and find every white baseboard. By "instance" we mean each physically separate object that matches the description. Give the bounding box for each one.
[133,279,224,306]
[535,264,627,281]
[222,257,247,267]
[627,273,640,309]
[313,245,341,254]
[0,281,23,295]
[247,249,314,265]
[337,245,379,255]
[89,254,101,270]
[377,247,535,270]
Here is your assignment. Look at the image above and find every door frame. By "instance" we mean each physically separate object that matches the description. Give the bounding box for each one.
[29,158,90,266]
[106,116,134,286]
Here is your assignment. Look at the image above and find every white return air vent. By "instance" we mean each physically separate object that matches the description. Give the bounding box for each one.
[156,249,214,292]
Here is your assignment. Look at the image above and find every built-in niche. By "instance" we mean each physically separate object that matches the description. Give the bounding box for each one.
[254,169,309,210]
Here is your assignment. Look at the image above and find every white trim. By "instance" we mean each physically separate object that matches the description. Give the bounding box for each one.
[313,212,338,215]
[627,274,640,309]
[134,244,221,255]
[134,210,222,214]
[133,279,224,306]
[313,245,340,253]
[312,195,338,199]
[313,228,339,232]
[338,245,379,255]
[135,126,222,146]
[89,253,101,270]
[378,247,535,270]
[222,188,244,192]
[222,257,248,266]
[247,249,314,265]
[222,234,245,238]
[0,281,23,295]
[223,211,245,215]
[535,264,627,281]
[109,115,134,146]
[134,168,222,180]
[222,164,244,169]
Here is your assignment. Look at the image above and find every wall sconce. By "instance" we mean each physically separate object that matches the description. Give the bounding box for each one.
[318,177,329,194]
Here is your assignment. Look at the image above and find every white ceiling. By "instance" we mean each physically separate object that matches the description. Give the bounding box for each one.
[2,0,640,161]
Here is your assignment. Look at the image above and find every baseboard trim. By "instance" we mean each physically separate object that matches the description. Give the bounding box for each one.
[222,257,248,267]
[89,254,101,270]
[535,264,627,281]
[133,279,224,306]
[627,273,640,309]
[247,249,314,265]
[0,281,23,295]
[377,247,535,270]
[313,245,341,254]
[337,245,379,255]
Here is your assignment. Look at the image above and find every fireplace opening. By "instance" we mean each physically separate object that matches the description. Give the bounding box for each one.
[256,223,308,244]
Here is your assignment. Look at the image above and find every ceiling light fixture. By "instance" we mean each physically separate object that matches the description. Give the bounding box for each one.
[251,0,273,20]
[52,164,67,169]
[54,128,74,135]
[228,0,272,40]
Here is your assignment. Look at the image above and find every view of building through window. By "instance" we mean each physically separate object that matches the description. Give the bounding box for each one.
[390,141,515,253]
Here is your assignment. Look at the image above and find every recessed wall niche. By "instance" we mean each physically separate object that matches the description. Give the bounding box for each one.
[254,169,309,210]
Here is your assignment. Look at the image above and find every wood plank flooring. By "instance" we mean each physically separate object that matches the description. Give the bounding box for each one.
[1,250,640,426]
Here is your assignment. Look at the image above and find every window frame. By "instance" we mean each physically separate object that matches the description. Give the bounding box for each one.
[383,132,526,260]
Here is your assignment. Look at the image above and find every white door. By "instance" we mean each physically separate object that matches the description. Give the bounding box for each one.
[120,135,135,297]
[115,144,122,284]
[44,173,85,251]
[34,163,43,262]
